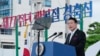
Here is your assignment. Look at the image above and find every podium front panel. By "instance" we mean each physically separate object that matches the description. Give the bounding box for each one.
[31,42,76,56]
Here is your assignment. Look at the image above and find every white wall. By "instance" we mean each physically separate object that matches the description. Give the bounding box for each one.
[91,0,100,22]
[48,21,66,43]
[13,0,31,15]
[0,49,15,56]
[70,0,90,5]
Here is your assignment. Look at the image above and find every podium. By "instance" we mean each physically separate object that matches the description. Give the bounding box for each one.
[31,42,76,56]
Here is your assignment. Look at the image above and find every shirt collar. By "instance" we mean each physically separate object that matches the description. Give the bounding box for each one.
[70,28,77,34]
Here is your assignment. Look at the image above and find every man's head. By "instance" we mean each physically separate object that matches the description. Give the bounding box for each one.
[67,17,78,31]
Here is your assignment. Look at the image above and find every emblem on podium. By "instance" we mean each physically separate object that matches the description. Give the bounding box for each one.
[35,43,44,56]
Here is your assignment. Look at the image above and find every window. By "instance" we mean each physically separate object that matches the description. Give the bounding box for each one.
[18,0,21,4]
[44,0,51,7]
[0,0,12,17]
[1,42,15,49]
[3,45,15,49]
[0,0,8,6]
[0,29,12,35]
[0,9,10,16]
[18,32,21,36]
[29,32,31,36]
[29,0,31,5]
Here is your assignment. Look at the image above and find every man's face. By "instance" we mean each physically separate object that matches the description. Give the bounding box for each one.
[67,20,77,31]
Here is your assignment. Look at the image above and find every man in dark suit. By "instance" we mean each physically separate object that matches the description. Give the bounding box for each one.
[65,17,86,56]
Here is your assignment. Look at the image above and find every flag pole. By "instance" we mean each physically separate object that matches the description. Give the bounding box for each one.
[15,19,19,56]
[80,4,83,31]
[45,29,48,42]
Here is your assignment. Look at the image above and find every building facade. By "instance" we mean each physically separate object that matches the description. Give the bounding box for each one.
[0,0,94,56]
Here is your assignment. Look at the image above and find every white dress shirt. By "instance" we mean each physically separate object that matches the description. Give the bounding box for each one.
[69,28,77,43]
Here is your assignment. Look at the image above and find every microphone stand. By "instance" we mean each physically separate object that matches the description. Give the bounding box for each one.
[52,32,63,41]
[33,16,52,56]
[35,22,48,56]
[37,30,40,56]
[52,36,57,42]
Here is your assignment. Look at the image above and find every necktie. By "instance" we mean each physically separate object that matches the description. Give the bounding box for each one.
[66,33,71,44]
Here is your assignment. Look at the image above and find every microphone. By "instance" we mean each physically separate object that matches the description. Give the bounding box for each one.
[48,32,57,39]
[52,32,63,41]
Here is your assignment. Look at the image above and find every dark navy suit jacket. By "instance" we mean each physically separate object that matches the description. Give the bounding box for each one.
[65,29,86,56]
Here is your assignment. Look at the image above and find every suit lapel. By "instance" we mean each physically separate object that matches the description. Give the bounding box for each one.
[69,29,79,44]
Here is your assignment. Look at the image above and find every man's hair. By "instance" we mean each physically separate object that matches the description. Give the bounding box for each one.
[68,17,78,23]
